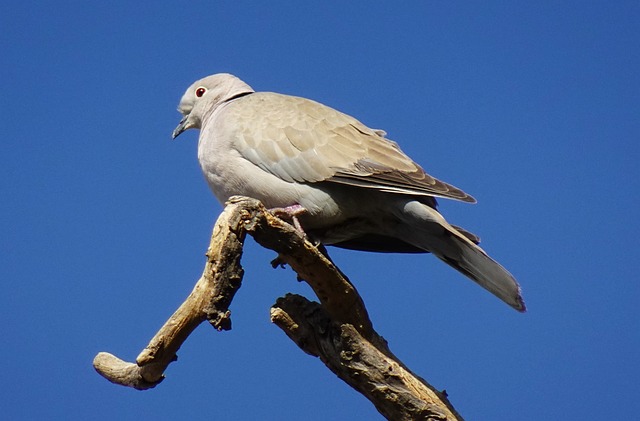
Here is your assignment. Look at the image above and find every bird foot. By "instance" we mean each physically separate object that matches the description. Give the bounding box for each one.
[269,204,307,233]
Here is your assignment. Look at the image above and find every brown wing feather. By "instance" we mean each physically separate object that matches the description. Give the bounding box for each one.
[227,92,476,203]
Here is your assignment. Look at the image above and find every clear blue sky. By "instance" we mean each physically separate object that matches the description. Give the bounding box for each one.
[2,2,638,420]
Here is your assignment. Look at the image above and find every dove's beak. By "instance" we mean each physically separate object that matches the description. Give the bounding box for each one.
[172,115,189,139]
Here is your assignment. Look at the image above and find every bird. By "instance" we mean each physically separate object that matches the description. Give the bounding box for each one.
[172,73,525,312]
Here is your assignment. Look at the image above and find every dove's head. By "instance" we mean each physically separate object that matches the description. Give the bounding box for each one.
[172,73,254,139]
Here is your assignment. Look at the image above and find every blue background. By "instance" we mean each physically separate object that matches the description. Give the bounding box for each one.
[2,2,638,420]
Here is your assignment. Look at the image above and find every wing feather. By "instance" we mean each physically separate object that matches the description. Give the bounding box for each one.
[224,92,476,203]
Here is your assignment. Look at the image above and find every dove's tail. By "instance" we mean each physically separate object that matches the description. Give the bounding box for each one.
[434,232,526,312]
[400,202,526,312]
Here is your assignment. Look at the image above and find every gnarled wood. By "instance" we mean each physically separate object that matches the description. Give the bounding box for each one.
[93,196,463,420]
[93,201,247,389]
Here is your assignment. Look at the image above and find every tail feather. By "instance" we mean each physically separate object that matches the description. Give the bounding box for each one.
[438,232,526,312]
[450,224,481,244]
[399,201,525,311]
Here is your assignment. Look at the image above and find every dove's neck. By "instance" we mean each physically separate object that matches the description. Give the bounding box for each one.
[202,79,254,125]
[222,77,255,103]
[223,90,253,104]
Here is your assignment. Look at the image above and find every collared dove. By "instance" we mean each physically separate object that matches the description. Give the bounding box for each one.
[173,73,525,312]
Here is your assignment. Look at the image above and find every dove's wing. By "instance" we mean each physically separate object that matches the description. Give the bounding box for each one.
[222,92,476,203]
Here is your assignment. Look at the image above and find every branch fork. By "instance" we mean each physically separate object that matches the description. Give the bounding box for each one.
[93,196,462,420]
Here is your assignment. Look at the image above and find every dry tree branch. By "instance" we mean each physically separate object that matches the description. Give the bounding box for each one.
[93,196,463,420]
[93,199,247,389]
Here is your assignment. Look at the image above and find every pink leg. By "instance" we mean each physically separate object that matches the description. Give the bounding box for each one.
[269,204,307,232]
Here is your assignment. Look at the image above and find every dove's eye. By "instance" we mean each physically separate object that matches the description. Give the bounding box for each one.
[195,87,207,97]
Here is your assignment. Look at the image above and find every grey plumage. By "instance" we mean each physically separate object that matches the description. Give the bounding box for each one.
[173,73,525,312]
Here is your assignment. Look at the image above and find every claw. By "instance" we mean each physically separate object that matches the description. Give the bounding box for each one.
[269,204,308,233]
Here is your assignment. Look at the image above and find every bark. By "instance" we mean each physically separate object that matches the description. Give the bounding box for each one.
[93,196,463,420]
